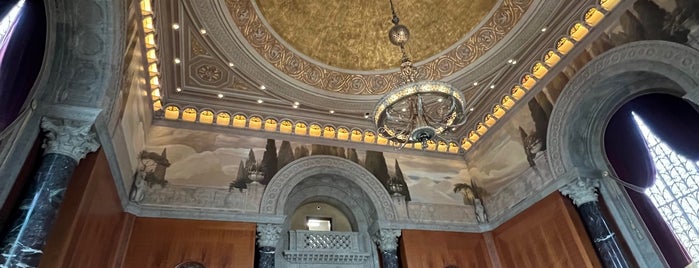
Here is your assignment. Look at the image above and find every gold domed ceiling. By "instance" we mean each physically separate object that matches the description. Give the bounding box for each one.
[256,0,498,71]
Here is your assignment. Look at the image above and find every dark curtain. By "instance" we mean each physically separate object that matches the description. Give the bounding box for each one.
[605,93,699,268]
[0,0,46,131]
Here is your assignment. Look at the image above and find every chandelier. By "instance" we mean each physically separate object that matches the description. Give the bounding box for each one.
[372,0,467,149]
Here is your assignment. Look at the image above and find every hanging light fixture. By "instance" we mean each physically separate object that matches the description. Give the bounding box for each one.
[371,0,468,149]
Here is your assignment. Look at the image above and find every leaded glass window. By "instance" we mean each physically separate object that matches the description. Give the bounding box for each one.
[633,113,699,261]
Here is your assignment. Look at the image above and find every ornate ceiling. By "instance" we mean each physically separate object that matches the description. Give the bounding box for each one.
[143,0,615,157]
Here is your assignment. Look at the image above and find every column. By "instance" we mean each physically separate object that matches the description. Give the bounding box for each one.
[374,229,401,268]
[256,223,281,268]
[0,118,99,268]
[560,177,630,268]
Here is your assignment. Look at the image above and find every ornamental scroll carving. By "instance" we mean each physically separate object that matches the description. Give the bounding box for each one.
[224,0,533,95]
[41,117,100,162]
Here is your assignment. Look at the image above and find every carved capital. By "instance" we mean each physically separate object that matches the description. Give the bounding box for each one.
[559,177,600,206]
[373,229,401,252]
[256,223,282,248]
[41,117,100,162]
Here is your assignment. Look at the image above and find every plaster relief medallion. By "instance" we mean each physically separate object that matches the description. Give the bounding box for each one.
[196,64,222,82]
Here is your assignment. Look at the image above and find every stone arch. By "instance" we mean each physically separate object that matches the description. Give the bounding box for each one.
[547,40,699,179]
[546,40,699,267]
[260,155,396,223]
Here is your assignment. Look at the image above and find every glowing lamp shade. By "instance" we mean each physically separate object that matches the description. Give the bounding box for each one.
[233,115,246,128]
[476,123,488,136]
[600,0,620,11]
[199,110,214,124]
[484,114,497,127]
[337,128,350,140]
[146,48,157,63]
[461,138,472,151]
[501,96,516,109]
[544,50,561,67]
[510,85,526,100]
[350,129,363,142]
[164,106,179,120]
[585,8,604,26]
[216,113,231,126]
[323,126,336,139]
[182,108,197,122]
[264,119,277,132]
[556,37,574,55]
[532,63,548,79]
[294,122,307,135]
[468,131,480,143]
[426,140,437,151]
[492,105,506,118]
[364,131,376,143]
[145,33,156,48]
[142,16,155,33]
[521,74,536,90]
[569,23,589,41]
[377,135,388,145]
[249,116,262,129]
[437,141,448,152]
[280,120,293,133]
[309,124,322,137]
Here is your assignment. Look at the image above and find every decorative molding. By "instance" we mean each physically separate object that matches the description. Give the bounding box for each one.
[547,41,699,178]
[223,0,533,95]
[40,117,100,162]
[257,223,282,247]
[260,156,397,221]
[559,177,600,206]
[372,229,401,252]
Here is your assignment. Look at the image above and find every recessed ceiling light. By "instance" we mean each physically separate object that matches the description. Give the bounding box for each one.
[228,62,235,67]
[511,60,517,65]
[541,27,547,32]
[469,107,475,111]
[364,113,370,119]
[259,85,266,90]
[200,28,207,34]
[451,127,457,131]
[490,85,495,89]
[437,98,443,102]
[257,99,264,103]
[176,87,182,92]
[172,23,180,30]
[473,81,478,86]
[174,58,181,64]
[401,108,407,112]
[329,110,335,114]
[217,93,223,98]
[293,101,300,106]
[292,104,299,109]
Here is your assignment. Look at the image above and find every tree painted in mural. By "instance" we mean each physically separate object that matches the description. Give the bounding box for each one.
[228,140,411,200]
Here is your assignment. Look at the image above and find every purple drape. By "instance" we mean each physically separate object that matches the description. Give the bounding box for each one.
[0,0,45,131]
[605,93,698,268]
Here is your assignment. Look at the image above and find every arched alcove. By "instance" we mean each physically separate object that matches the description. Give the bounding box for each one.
[261,155,396,267]
[547,40,699,267]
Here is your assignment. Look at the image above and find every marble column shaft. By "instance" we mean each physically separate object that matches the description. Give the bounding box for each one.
[374,229,401,268]
[256,224,281,268]
[0,118,98,268]
[560,177,630,268]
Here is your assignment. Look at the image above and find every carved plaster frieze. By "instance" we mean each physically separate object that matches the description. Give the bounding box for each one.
[372,229,401,252]
[41,117,100,162]
[559,177,600,206]
[257,223,282,247]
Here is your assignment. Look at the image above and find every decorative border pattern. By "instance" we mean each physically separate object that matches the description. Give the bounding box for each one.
[547,41,699,177]
[224,0,532,95]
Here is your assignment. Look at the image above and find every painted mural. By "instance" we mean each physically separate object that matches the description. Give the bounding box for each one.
[140,125,476,205]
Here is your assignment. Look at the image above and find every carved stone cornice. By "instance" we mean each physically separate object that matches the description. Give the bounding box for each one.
[40,117,100,162]
[373,229,401,252]
[559,177,600,207]
[256,223,282,248]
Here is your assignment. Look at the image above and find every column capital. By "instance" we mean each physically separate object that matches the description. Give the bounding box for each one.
[256,223,282,248]
[373,229,402,252]
[560,177,600,206]
[41,117,99,162]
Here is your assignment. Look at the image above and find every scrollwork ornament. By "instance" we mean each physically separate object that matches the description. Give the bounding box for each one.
[257,223,282,247]
[373,229,402,252]
[559,177,600,206]
[41,117,100,162]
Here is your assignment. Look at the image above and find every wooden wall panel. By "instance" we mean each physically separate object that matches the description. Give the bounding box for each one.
[40,149,132,268]
[492,193,601,268]
[400,229,492,268]
[122,218,256,268]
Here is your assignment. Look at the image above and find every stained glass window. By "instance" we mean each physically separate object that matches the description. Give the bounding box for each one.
[633,113,699,261]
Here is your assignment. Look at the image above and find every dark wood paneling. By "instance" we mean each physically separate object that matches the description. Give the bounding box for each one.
[400,229,492,268]
[492,193,601,268]
[40,149,131,268]
[122,218,256,268]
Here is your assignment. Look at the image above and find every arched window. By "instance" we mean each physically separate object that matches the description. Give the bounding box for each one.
[0,0,25,54]
[633,113,699,260]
